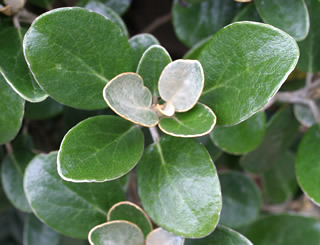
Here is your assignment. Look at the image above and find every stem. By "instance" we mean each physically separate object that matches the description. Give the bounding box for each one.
[5,143,13,155]
[142,13,172,33]
[306,72,313,88]
[149,127,160,143]
[13,14,21,29]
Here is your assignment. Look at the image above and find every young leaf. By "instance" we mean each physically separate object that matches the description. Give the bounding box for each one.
[219,171,261,229]
[58,115,144,182]
[146,228,185,245]
[159,60,204,112]
[25,98,64,120]
[255,0,309,41]
[107,201,152,237]
[293,102,319,127]
[23,7,134,110]
[103,73,159,127]
[88,221,144,245]
[185,225,253,245]
[0,75,24,145]
[24,152,125,239]
[0,27,47,102]
[137,45,172,97]
[296,124,320,206]
[210,112,266,155]
[159,103,216,137]
[137,136,222,238]
[198,22,299,126]
[183,36,212,60]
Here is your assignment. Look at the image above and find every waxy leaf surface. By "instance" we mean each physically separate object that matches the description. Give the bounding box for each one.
[146,228,185,245]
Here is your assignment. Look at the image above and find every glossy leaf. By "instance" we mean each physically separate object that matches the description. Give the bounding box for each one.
[0,75,24,145]
[198,22,299,126]
[79,0,131,15]
[183,36,212,60]
[0,27,47,102]
[293,103,318,127]
[172,0,242,47]
[137,45,172,97]
[232,4,262,22]
[159,60,204,112]
[24,7,134,110]
[219,171,261,229]
[159,103,216,137]
[103,73,158,127]
[241,106,299,173]
[24,152,125,238]
[58,115,144,182]
[88,221,144,245]
[296,124,320,205]
[244,214,320,245]
[25,98,64,120]
[23,214,60,245]
[185,225,253,245]
[255,0,309,41]
[107,201,152,237]
[211,112,266,155]
[146,228,185,245]
[137,136,221,238]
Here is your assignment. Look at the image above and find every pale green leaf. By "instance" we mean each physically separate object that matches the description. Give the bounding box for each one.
[146,228,185,245]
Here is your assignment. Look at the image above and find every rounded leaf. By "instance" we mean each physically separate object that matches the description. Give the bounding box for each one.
[146,228,185,245]
[293,102,319,127]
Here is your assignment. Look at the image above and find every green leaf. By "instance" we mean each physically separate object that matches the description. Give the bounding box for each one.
[58,115,144,182]
[103,73,159,127]
[219,171,261,229]
[298,0,320,72]
[210,112,266,155]
[185,225,253,245]
[23,214,60,245]
[23,7,134,110]
[293,102,319,127]
[198,22,299,126]
[159,103,216,137]
[296,124,320,205]
[107,201,152,237]
[255,0,309,41]
[146,228,185,245]
[196,135,223,162]
[137,45,172,97]
[88,221,144,245]
[172,0,242,47]
[183,36,212,60]
[263,152,298,204]
[137,136,221,238]
[25,98,64,120]
[241,106,299,173]
[29,0,53,9]
[244,214,320,245]
[232,4,262,22]
[83,1,129,37]
[79,0,131,15]
[0,27,47,102]
[0,75,24,145]
[129,34,160,70]
[24,152,125,239]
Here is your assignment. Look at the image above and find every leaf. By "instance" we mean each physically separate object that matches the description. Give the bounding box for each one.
[129,34,160,70]
[137,136,221,238]
[58,115,144,182]
[255,0,309,41]
[0,75,24,145]
[210,112,266,155]
[198,22,299,126]
[298,0,320,72]
[29,0,53,9]
[23,7,134,110]
[25,98,64,120]
[146,228,185,245]
[23,214,60,245]
[107,201,152,237]
[78,0,132,15]
[159,103,216,137]
[219,171,261,229]
[185,225,253,245]
[0,27,47,102]
[83,1,129,37]
[24,152,125,239]
[244,214,320,245]
[88,221,144,245]
[103,73,159,127]
[296,124,320,206]
[172,0,242,47]
[240,106,299,173]
[183,36,212,60]
[293,102,319,127]
[159,60,204,112]
[196,135,223,162]
[137,45,172,97]
[263,152,298,204]
[232,4,262,22]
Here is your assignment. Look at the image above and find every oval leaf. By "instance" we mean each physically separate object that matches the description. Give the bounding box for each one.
[198,22,299,126]
[23,7,134,110]
[103,73,159,127]
[25,98,64,120]
[294,100,319,127]
[146,228,185,245]
[183,36,212,60]
[58,115,144,182]
[137,136,222,238]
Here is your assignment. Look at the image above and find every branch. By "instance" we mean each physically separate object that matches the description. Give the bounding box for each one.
[142,13,172,33]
